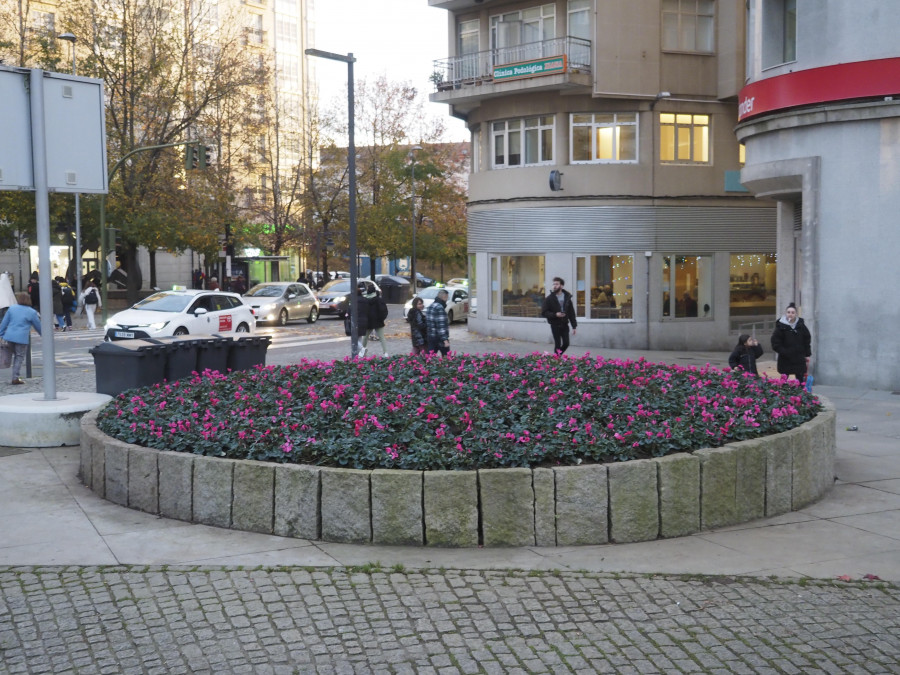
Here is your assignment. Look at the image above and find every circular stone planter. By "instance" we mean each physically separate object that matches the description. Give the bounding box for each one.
[79,400,836,547]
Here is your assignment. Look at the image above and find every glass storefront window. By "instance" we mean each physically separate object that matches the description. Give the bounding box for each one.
[574,255,634,319]
[729,253,776,319]
[468,253,477,317]
[662,255,712,318]
[491,255,545,317]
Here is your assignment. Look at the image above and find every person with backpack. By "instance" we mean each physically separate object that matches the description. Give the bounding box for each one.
[59,278,76,329]
[79,281,102,330]
[359,284,390,357]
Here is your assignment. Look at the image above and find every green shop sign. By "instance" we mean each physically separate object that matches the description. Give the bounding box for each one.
[493,55,567,81]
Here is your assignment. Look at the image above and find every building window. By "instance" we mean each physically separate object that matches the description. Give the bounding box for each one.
[571,113,638,163]
[567,0,591,39]
[491,4,556,64]
[762,0,796,67]
[662,255,712,318]
[661,0,714,53]
[659,113,709,164]
[574,255,634,319]
[30,10,55,32]
[275,15,298,49]
[247,14,264,45]
[492,116,554,168]
[490,255,545,318]
[730,253,776,321]
[468,253,477,317]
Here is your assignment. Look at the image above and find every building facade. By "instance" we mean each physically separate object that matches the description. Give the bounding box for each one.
[736,0,900,389]
[429,0,776,352]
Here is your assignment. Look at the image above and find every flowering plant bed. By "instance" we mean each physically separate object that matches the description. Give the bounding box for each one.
[96,353,821,470]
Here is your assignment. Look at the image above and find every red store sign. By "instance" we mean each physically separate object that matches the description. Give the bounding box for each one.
[738,57,900,122]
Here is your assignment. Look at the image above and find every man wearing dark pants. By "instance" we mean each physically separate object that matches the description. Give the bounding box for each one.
[541,277,577,354]
[425,288,451,356]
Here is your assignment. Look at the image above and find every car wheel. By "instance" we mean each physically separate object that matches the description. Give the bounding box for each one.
[307,307,319,324]
[279,309,289,326]
[236,323,250,333]
[173,327,189,336]
[447,310,454,324]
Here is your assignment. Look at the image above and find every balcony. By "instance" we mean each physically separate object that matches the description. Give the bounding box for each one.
[430,36,591,114]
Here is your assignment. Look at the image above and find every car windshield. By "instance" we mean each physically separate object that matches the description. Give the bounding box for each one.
[132,293,192,313]
[321,280,351,294]
[245,285,284,298]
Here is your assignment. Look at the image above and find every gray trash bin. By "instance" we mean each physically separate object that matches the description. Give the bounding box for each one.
[89,339,167,395]
[226,335,273,372]
[145,336,200,382]
[195,335,233,373]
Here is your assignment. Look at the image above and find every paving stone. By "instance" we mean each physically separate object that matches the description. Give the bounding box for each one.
[371,470,423,546]
[193,456,236,529]
[232,461,275,534]
[158,451,194,522]
[656,453,700,538]
[127,446,159,514]
[321,468,371,544]
[696,446,738,529]
[424,471,478,547]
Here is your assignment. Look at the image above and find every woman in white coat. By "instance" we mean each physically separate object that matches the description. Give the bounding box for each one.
[79,281,102,330]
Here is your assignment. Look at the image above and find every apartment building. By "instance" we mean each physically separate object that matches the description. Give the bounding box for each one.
[429,0,775,352]
[736,0,900,389]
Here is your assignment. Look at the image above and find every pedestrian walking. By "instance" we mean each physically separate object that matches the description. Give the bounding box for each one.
[541,277,577,354]
[425,288,451,356]
[0,272,15,325]
[79,280,102,330]
[59,277,76,329]
[51,279,66,331]
[360,285,389,357]
[0,292,42,385]
[771,302,812,383]
[407,296,428,355]
[728,334,764,375]
[27,273,40,313]
[354,282,373,357]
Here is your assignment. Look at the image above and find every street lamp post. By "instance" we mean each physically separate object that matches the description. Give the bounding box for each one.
[58,32,82,301]
[408,145,422,298]
[304,48,360,358]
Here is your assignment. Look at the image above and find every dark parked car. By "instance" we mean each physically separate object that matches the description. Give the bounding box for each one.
[316,278,382,318]
[398,271,435,288]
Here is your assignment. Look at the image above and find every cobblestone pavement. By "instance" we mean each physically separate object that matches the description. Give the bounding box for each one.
[1,566,898,674]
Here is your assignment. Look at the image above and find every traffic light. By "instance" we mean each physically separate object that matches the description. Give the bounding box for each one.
[200,145,212,169]
[185,143,200,170]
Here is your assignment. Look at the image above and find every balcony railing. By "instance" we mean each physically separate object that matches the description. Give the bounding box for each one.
[432,36,591,91]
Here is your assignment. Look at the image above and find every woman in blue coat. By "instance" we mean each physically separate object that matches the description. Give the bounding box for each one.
[0,292,42,384]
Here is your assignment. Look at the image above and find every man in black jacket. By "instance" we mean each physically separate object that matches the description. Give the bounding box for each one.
[541,277,577,354]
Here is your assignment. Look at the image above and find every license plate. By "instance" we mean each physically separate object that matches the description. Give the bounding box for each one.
[115,331,135,339]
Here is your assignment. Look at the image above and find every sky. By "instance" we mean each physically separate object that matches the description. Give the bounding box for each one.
[310,0,468,141]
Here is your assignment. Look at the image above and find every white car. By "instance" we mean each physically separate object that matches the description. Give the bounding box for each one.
[105,288,256,341]
[404,285,470,323]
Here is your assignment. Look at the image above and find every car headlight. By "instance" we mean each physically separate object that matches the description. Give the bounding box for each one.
[104,319,119,330]
[334,295,346,304]
[260,303,276,313]
[146,321,169,331]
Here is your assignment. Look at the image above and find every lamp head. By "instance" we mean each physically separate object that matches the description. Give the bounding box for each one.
[58,32,77,43]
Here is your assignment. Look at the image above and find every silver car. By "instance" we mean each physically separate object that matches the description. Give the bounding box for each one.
[243,282,319,326]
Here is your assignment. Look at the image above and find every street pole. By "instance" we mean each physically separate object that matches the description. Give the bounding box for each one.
[29,69,59,400]
[305,48,359,357]
[59,33,82,300]
[408,145,422,297]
